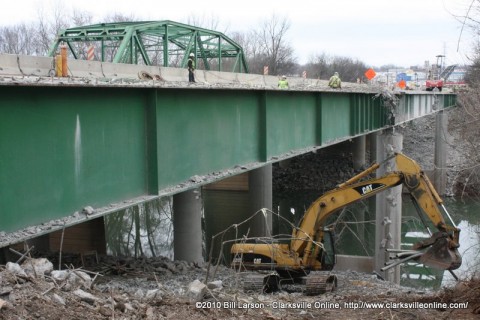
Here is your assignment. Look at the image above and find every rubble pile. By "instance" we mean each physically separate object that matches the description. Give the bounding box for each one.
[0,256,232,319]
[0,255,478,319]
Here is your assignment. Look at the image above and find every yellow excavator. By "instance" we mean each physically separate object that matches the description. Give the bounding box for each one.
[230,153,462,295]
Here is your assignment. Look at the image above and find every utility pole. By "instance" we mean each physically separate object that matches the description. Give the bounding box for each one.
[435,55,445,79]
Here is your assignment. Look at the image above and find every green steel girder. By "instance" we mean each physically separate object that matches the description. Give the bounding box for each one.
[48,20,249,73]
[0,82,456,235]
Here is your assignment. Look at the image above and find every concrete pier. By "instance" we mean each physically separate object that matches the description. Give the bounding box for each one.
[248,165,273,237]
[202,167,273,263]
[434,110,448,195]
[173,188,203,263]
[374,129,403,283]
[352,136,367,171]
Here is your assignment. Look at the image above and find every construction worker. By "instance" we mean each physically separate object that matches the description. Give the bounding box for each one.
[187,53,195,83]
[328,72,342,89]
[278,75,289,89]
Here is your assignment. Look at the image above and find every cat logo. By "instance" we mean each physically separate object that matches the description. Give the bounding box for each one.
[362,184,373,195]
[253,258,262,264]
[353,183,386,197]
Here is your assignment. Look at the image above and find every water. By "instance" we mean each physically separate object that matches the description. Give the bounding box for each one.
[436,198,480,286]
[104,198,174,259]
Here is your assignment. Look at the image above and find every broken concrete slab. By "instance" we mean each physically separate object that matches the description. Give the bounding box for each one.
[187,279,206,301]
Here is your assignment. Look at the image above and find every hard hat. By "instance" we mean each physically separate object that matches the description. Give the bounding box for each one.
[189,53,194,57]
[282,75,286,79]
[334,72,339,76]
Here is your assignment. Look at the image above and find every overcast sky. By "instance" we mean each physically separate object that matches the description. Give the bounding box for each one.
[0,0,476,68]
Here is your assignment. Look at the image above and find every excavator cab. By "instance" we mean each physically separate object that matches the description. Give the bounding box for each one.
[317,228,336,271]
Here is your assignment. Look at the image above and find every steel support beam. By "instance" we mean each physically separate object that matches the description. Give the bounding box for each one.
[0,80,456,245]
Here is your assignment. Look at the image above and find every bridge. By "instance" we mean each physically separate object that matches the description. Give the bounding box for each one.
[0,53,455,280]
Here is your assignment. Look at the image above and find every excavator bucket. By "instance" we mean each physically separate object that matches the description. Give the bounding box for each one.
[416,233,462,270]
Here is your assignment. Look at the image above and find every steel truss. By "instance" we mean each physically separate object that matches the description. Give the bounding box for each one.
[48,20,248,73]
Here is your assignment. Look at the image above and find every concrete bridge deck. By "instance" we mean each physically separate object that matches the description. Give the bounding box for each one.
[0,54,456,247]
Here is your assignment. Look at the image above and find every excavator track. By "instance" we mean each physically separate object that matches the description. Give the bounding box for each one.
[242,273,279,293]
[242,272,337,295]
[303,273,337,296]
[243,274,265,292]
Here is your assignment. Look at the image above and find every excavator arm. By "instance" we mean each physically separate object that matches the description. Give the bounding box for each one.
[290,171,403,262]
[291,152,461,270]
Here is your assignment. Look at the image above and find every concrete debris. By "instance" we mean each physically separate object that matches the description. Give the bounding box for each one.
[187,279,206,301]
[50,269,69,282]
[51,269,92,291]
[189,175,203,183]
[5,262,28,278]
[82,206,95,215]
[207,280,223,290]
[0,286,13,296]
[0,254,476,319]
[145,289,163,302]
[134,288,145,299]
[52,293,66,306]
[21,258,53,278]
[73,288,100,304]
[0,298,9,310]
[138,71,164,81]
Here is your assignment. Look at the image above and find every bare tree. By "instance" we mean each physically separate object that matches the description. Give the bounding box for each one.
[71,9,94,27]
[445,1,480,197]
[35,1,70,55]
[304,53,367,82]
[229,30,265,74]
[254,14,296,75]
[185,13,222,31]
[305,53,329,79]
[451,79,480,197]
[103,13,139,23]
[0,23,38,55]
[329,56,368,82]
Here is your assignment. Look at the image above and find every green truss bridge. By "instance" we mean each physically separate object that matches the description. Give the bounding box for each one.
[48,20,248,73]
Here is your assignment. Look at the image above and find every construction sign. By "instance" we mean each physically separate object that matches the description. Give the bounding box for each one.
[87,45,94,61]
[364,68,376,80]
[397,79,406,89]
